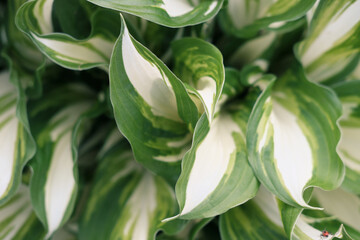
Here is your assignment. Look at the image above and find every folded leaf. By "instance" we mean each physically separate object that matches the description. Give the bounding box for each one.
[80,138,177,240]
[87,0,224,28]
[220,0,316,38]
[0,185,45,240]
[172,38,225,123]
[172,104,258,219]
[16,0,119,70]
[0,71,35,205]
[247,63,344,209]
[30,98,93,238]
[109,16,198,181]
[296,0,360,83]
[332,81,360,194]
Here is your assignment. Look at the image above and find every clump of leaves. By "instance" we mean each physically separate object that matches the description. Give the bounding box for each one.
[0,0,359,239]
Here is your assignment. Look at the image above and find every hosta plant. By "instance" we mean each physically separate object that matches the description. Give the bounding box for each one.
[0,0,359,239]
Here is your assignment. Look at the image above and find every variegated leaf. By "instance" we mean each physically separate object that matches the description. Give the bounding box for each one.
[86,0,224,28]
[170,103,258,219]
[172,38,225,123]
[109,16,198,181]
[0,71,35,205]
[311,188,360,238]
[221,68,245,100]
[29,86,94,238]
[80,138,177,240]
[0,185,45,240]
[247,63,344,209]
[16,0,119,70]
[296,0,360,84]
[219,186,287,240]
[220,0,316,38]
[332,80,360,194]
[157,218,214,240]
[220,185,353,240]
[4,0,43,71]
[228,32,277,68]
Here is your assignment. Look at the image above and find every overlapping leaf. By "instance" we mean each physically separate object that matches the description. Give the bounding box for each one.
[16,0,119,70]
[0,185,45,240]
[28,84,95,238]
[4,0,43,71]
[87,0,224,28]
[0,71,35,205]
[109,16,198,181]
[247,62,344,209]
[80,135,177,240]
[332,81,360,194]
[220,0,316,38]
[172,38,225,123]
[311,188,360,239]
[220,186,354,240]
[171,101,258,219]
[296,0,360,84]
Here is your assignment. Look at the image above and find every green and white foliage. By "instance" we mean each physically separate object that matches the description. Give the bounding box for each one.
[4,0,43,71]
[247,63,344,209]
[297,0,360,84]
[312,187,360,239]
[2,0,360,239]
[29,85,94,238]
[172,101,258,219]
[220,186,287,240]
[110,17,199,181]
[16,0,120,70]
[80,136,177,240]
[220,0,316,38]
[0,185,45,240]
[172,38,225,122]
[0,71,35,205]
[86,0,224,28]
[228,32,277,68]
[220,186,352,240]
[332,81,360,194]
[0,186,45,240]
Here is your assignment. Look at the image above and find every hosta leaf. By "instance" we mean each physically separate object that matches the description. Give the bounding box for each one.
[247,62,344,209]
[219,186,288,240]
[80,138,177,240]
[0,185,45,240]
[349,62,360,80]
[332,81,360,194]
[171,104,258,219]
[4,0,43,71]
[157,218,213,240]
[220,186,352,240]
[29,89,94,238]
[16,0,119,70]
[296,0,360,83]
[228,32,277,67]
[3,1,46,100]
[221,68,245,100]
[220,0,316,38]
[87,0,224,28]
[312,188,360,237]
[172,38,225,123]
[280,190,353,240]
[0,71,35,205]
[109,16,198,181]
